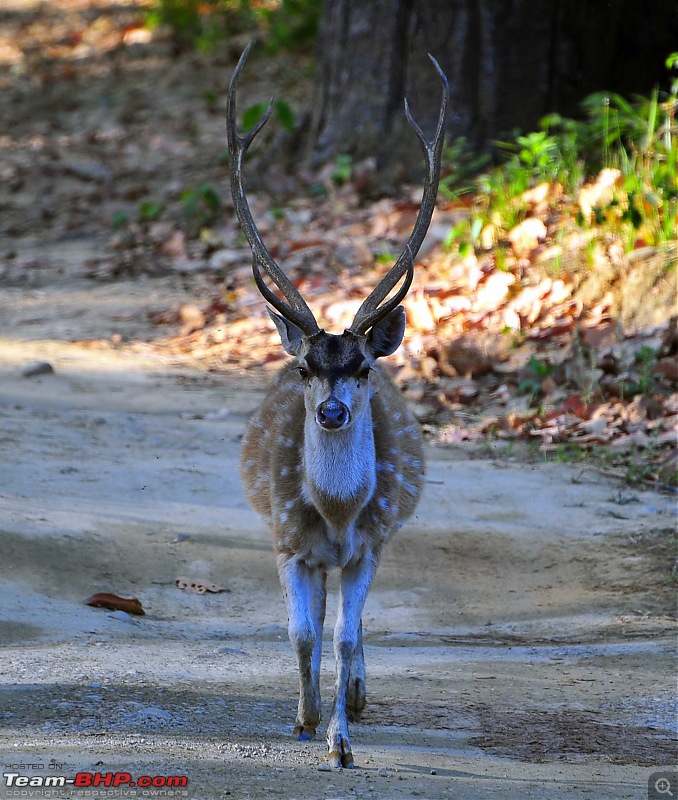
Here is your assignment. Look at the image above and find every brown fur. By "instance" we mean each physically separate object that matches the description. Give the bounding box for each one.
[241,361,424,568]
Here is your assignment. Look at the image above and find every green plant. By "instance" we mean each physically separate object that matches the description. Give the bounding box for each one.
[241,98,296,133]
[440,53,678,256]
[146,0,321,53]
[332,154,352,185]
[517,356,554,398]
[551,444,588,464]
[138,201,164,222]
[374,249,395,264]
[631,345,660,394]
[258,0,323,52]
[181,183,221,233]
[443,216,484,257]
[111,211,130,230]
[439,137,490,200]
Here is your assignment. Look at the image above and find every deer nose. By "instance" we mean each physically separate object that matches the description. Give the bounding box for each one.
[316,399,350,430]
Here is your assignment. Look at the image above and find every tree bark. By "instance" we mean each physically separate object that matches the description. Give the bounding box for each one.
[306,0,678,179]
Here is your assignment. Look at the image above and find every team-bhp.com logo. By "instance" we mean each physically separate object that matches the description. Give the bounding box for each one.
[3,771,188,791]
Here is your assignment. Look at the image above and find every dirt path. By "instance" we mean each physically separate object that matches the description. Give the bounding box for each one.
[1,3,676,795]
[1,274,676,799]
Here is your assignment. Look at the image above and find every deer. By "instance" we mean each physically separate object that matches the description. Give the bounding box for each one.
[227,43,447,769]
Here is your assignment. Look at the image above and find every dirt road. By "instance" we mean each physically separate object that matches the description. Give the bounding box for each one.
[0,273,676,800]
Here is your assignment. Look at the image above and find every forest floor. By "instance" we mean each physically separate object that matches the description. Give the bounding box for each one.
[1,2,677,799]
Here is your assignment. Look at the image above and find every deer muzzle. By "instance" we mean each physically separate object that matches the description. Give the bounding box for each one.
[315,398,350,430]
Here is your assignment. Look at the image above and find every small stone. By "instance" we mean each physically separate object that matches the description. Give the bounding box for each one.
[21,361,54,377]
[377,767,389,777]
[430,769,437,775]
[317,764,331,772]
[64,159,112,182]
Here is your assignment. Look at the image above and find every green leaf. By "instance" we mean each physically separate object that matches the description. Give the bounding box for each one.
[332,154,352,185]
[470,217,483,243]
[138,201,163,222]
[242,102,270,133]
[274,98,295,131]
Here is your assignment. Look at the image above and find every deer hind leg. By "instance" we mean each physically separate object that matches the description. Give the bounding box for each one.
[280,559,326,740]
[347,619,366,722]
[327,555,376,768]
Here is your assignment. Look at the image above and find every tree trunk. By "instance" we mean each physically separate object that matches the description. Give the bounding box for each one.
[306,0,678,179]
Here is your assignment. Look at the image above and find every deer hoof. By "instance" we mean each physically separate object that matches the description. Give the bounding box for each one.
[328,750,355,769]
[293,724,316,740]
[328,734,355,769]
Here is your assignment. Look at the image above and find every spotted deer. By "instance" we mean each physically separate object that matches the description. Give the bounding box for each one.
[228,43,447,768]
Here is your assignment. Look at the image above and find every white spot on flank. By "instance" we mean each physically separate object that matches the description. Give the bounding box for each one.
[279,512,288,523]
[280,466,289,477]
[378,497,390,511]
[403,481,418,495]
[392,412,402,421]
[395,473,403,483]
[284,499,295,510]
[384,462,395,472]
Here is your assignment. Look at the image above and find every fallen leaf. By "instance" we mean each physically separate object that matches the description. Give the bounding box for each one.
[473,270,516,312]
[160,229,186,259]
[578,168,623,224]
[655,358,678,382]
[405,292,437,332]
[507,217,547,257]
[85,593,145,615]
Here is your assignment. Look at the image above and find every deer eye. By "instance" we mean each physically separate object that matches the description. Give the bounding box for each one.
[298,366,309,379]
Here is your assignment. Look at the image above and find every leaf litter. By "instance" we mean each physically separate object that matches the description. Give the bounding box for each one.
[1,1,675,489]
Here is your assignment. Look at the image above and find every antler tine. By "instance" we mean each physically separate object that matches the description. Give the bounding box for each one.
[227,42,320,335]
[349,54,448,336]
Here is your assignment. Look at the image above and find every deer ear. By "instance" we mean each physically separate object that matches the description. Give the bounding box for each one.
[267,307,304,355]
[366,306,406,359]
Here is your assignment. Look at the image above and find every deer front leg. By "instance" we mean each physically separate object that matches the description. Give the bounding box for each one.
[327,555,376,768]
[280,559,327,740]
[347,619,366,722]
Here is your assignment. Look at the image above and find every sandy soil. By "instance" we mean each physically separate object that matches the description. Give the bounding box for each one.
[0,260,677,800]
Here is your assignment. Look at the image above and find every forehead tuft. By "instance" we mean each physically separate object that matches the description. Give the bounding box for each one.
[304,332,365,378]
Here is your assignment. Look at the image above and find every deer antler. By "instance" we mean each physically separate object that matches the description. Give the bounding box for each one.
[227,42,320,336]
[348,55,449,336]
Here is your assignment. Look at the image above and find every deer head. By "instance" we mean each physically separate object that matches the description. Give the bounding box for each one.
[227,43,448,433]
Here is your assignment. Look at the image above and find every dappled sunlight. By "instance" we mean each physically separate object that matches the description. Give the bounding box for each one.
[0,0,153,68]
[0,0,675,490]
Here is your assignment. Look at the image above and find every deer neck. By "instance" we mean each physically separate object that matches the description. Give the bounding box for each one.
[302,407,376,519]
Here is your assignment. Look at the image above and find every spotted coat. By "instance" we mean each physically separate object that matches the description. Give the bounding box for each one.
[241,361,424,570]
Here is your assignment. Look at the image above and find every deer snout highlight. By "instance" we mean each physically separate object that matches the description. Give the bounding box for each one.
[316,398,350,430]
